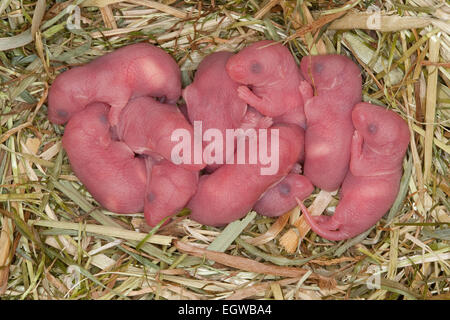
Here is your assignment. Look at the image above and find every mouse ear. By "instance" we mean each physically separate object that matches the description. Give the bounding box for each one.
[378,140,409,159]
[181,85,197,106]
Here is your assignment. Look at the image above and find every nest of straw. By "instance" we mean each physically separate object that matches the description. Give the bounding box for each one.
[0,0,449,300]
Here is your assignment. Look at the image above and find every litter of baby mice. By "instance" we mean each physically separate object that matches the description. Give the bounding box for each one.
[48,40,410,241]
[5,1,448,302]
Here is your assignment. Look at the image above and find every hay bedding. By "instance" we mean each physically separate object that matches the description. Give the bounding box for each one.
[0,0,449,300]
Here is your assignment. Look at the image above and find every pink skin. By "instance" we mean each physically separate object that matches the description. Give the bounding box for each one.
[48,43,181,126]
[299,54,362,191]
[183,51,247,133]
[62,103,147,213]
[300,54,362,105]
[183,51,271,171]
[183,51,246,171]
[299,102,410,241]
[178,103,189,121]
[188,124,305,226]
[116,96,205,171]
[272,106,307,127]
[144,158,198,227]
[240,106,274,130]
[226,40,306,126]
[253,173,314,217]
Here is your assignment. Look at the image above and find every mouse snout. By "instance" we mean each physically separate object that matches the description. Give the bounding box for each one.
[48,106,71,125]
[226,59,247,81]
[351,104,371,131]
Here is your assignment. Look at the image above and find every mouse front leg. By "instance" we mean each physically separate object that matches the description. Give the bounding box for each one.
[108,100,129,126]
[237,86,264,107]
[299,80,314,101]
[240,108,273,129]
[237,86,277,117]
[349,130,366,176]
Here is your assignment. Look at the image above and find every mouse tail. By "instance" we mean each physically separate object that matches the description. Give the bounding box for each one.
[296,198,349,241]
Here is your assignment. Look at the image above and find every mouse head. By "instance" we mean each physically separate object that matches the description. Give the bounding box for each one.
[134,49,181,105]
[196,51,234,76]
[352,102,410,158]
[226,40,291,85]
[300,54,360,94]
[48,67,93,125]
[64,102,112,147]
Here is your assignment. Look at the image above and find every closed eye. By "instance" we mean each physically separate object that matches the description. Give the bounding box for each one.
[368,123,377,134]
[313,63,323,73]
[251,62,262,74]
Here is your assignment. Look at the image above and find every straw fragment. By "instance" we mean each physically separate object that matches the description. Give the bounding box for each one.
[175,240,312,278]
[328,12,434,32]
[31,0,47,39]
[423,35,441,184]
[246,210,290,245]
[30,220,174,246]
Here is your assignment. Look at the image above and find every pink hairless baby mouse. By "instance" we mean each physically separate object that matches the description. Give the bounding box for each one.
[115,96,203,226]
[143,157,199,227]
[62,103,147,214]
[117,96,205,172]
[226,40,306,127]
[253,173,314,217]
[48,43,181,126]
[188,123,305,227]
[299,54,362,191]
[183,51,248,135]
[299,102,410,241]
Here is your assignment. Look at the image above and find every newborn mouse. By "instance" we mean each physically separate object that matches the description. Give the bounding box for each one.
[62,103,147,213]
[226,40,306,127]
[299,102,410,241]
[48,43,181,126]
[299,54,362,191]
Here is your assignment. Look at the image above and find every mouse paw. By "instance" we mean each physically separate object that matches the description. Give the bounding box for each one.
[240,109,258,130]
[299,80,313,101]
[108,105,124,127]
[351,130,363,159]
[240,109,273,129]
[291,163,302,174]
[237,86,262,107]
[349,130,366,175]
[259,116,273,129]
